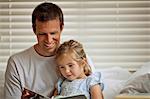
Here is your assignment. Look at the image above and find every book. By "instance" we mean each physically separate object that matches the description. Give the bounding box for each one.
[22,88,87,99]
[52,94,87,99]
[21,88,50,99]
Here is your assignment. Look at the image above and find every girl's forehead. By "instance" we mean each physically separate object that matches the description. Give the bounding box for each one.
[57,51,75,58]
[57,53,73,61]
[56,53,77,65]
[57,52,79,63]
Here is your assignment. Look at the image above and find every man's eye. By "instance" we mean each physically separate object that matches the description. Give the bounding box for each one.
[51,32,56,35]
[38,33,46,35]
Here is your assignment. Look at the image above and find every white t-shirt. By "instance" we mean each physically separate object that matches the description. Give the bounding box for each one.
[4,46,59,99]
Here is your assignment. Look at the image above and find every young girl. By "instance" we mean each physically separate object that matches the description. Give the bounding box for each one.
[54,40,104,99]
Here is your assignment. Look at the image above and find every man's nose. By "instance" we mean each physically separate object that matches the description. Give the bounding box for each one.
[46,33,53,42]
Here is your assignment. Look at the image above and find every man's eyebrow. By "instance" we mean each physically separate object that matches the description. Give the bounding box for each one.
[50,30,59,33]
[39,31,58,34]
[36,32,46,35]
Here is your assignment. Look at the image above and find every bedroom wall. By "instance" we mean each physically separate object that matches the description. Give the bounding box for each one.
[0,0,150,72]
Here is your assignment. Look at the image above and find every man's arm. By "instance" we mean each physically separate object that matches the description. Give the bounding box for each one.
[4,57,22,99]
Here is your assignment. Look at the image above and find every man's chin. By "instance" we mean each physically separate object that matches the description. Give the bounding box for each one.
[46,48,57,55]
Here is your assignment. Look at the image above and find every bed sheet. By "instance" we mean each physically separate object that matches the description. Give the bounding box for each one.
[120,62,150,94]
[96,67,132,99]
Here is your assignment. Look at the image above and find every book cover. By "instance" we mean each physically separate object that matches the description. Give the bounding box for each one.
[22,88,87,99]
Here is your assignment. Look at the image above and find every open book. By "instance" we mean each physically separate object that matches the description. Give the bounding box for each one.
[22,88,87,99]
[52,94,87,99]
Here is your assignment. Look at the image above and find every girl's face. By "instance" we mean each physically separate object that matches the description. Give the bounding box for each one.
[56,53,86,81]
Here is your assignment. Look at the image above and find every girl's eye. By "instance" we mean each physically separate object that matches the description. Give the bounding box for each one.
[68,64,73,67]
[59,66,64,69]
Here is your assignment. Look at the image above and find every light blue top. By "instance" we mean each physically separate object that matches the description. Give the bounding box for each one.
[56,72,104,99]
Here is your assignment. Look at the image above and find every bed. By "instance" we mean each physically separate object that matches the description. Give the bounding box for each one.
[0,62,149,99]
[96,67,132,99]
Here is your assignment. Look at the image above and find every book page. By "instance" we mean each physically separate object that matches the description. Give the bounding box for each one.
[22,88,87,99]
[53,94,87,99]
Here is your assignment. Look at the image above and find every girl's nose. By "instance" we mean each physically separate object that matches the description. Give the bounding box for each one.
[65,68,70,74]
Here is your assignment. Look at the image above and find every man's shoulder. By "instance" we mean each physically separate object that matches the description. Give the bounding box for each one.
[10,46,34,59]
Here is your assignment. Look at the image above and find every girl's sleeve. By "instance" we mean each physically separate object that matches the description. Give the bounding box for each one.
[86,72,104,91]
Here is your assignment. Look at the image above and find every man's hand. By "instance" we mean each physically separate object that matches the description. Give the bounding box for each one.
[21,88,36,99]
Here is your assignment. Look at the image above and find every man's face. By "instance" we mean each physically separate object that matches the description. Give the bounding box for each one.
[35,19,63,56]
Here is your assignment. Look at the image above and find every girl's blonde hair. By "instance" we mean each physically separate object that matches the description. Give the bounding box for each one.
[56,39,92,76]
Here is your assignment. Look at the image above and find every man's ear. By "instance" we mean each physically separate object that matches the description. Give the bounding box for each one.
[60,25,64,32]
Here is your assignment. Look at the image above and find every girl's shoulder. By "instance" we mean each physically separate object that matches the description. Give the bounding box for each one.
[87,72,102,82]
[86,72,104,90]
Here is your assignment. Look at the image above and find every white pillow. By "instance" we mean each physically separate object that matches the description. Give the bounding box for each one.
[120,73,150,94]
[127,62,150,80]
[102,79,126,99]
[120,62,150,94]
[96,67,131,80]
[95,67,131,99]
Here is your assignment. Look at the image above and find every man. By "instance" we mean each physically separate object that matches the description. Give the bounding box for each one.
[4,2,94,99]
[4,2,63,99]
